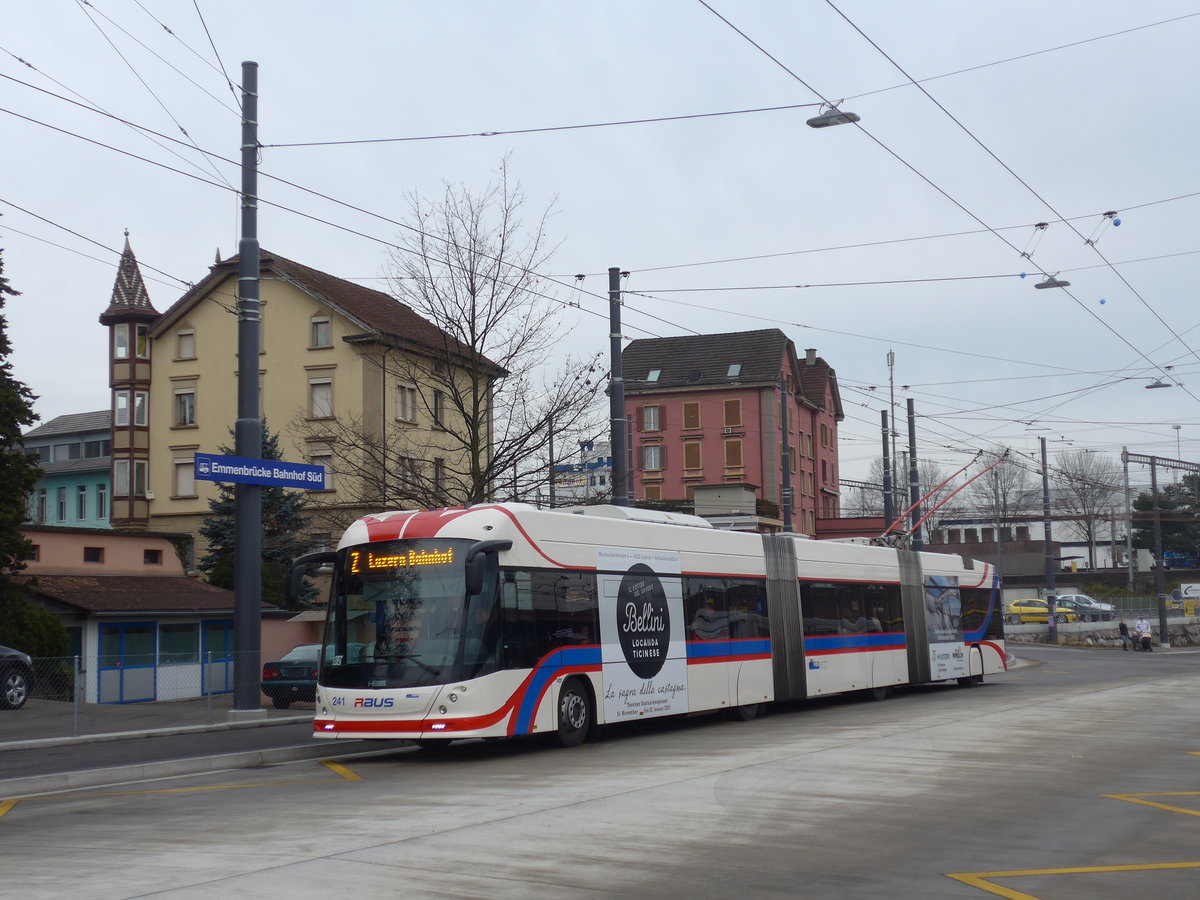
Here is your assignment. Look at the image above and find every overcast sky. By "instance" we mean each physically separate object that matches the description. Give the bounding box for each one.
[3,1,1198,486]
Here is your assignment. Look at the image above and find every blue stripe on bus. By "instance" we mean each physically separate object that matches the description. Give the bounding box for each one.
[804,632,906,652]
[686,638,771,660]
[512,645,602,735]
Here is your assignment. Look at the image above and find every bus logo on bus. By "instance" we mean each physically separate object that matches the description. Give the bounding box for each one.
[617,563,671,679]
[354,697,395,708]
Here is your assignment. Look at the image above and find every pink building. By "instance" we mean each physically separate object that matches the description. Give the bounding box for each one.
[622,329,843,535]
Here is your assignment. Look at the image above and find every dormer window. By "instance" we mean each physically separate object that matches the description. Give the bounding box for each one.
[647,369,661,382]
[311,316,332,348]
[727,364,741,377]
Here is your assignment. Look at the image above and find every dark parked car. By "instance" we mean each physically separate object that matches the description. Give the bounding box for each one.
[261,643,364,710]
[261,644,323,709]
[0,644,34,710]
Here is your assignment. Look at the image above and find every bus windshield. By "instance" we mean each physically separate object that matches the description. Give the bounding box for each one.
[321,538,500,689]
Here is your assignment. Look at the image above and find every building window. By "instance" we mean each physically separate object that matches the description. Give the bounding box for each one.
[432,390,445,428]
[159,623,198,665]
[56,486,67,521]
[790,446,797,474]
[820,423,830,448]
[134,324,149,358]
[644,485,661,501]
[53,442,81,461]
[134,391,149,426]
[96,483,107,519]
[310,532,333,553]
[821,460,828,483]
[83,546,104,564]
[309,449,333,490]
[396,456,419,497]
[115,390,130,427]
[683,441,701,471]
[176,330,196,359]
[309,379,333,419]
[310,317,332,348]
[77,485,87,520]
[647,369,661,382]
[175,390,196,427]
[114,324,130,359]
[173,459,196,497]
[143,549,163,565]
[724,439,742,468]
[132,461,147,497]
[433,458,445,495]
[114,460,130,496]
[642,445,663,471]
[36,489,46,523]
[641,405,661,432]
[723,399,741,428]
[84,439,110,458]
[25,544,39,562]
[682,402,701,430]
[396,384,417,422]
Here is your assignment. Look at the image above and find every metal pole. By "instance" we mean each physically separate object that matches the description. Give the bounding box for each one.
[1041,437,1057,644]
[73,654,80,737]
[547,416,555,509]
[780,377,793,531]
[1122,448,1134,589]
[608,267,628,506]
[233,61,264,713]
[888,351,897,517]
[906,399,922,550]
[1151,459,1169,647]
[881,410,894,526]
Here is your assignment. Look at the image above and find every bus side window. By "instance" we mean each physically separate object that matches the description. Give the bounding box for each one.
[500,571,535,669]
[684,577,728,641]
[726,579,768,638]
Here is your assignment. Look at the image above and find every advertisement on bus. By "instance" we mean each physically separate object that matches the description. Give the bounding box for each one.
[924,574,967,680]
[597,548,688,722]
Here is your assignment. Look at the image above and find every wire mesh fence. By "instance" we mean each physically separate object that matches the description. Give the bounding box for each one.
[0,651,309,745]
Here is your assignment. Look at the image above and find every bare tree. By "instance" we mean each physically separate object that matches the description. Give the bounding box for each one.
[965,449,1038,534]
[300,161,604,528]
[1053,449,1123,568]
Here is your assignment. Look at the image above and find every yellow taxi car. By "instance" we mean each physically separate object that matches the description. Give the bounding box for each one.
[1003,598,1078,625]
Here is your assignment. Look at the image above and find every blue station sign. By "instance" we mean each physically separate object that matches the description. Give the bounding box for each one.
[194,452,326,489]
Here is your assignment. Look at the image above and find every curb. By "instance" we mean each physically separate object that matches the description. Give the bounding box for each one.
[0,739,412,799]
[0,713,313,753]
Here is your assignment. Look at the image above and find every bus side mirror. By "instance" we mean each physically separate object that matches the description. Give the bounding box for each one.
[287,550,336,607]
[465,540,512,595]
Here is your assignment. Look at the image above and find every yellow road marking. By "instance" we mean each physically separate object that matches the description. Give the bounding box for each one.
[0,757,362,819]
[319,759,361,780]
[947,861,1200,899]
[1103,791,1200,817]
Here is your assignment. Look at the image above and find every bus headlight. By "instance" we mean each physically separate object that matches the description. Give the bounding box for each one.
[448,693,458,703]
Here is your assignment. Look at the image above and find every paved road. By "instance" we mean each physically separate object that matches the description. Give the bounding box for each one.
[1,644,1198,899]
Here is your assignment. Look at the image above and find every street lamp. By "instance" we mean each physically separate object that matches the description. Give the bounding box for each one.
[806,102,860,128]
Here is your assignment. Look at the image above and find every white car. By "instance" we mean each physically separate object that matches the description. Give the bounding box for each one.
[1053,594,1114,622]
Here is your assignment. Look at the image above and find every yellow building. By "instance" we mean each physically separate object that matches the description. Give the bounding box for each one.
[100,243,500,557]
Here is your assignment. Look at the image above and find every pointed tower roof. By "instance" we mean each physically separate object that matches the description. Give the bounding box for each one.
[99,233,160,325]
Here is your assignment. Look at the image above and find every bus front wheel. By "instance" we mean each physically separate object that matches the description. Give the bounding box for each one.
[557,677,592,748]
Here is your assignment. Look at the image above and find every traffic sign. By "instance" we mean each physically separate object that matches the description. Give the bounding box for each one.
[194,452,326,489]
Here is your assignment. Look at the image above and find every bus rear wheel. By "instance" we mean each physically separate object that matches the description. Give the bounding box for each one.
[726,703,760,721]
[557,677,592,748]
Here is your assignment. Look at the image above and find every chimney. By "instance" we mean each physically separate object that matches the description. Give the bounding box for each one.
[805,348,817,366]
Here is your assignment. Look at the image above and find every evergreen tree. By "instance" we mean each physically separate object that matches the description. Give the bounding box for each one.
[197,425,316,609]
[0,248,67,657]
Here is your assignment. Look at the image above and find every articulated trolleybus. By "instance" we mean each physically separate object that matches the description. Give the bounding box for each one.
[292,503,1005,748]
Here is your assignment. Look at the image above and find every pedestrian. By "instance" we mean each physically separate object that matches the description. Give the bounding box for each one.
[1118,618,1130,651]
[1134,614,1152,652]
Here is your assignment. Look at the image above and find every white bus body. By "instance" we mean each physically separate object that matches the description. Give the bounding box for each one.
[308,504,1005,745]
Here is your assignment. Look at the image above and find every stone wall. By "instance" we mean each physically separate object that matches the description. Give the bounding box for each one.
[1005,619,1200,649]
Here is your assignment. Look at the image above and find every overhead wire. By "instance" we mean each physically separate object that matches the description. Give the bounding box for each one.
[73,0,237,191]
[822,0,1200,386]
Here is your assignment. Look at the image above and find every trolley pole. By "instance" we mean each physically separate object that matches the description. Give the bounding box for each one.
[1041,437,1057,645]
[780,377,793,532]
[233,61,264,714]
[906,399,922,550]
[881,410,894,527]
